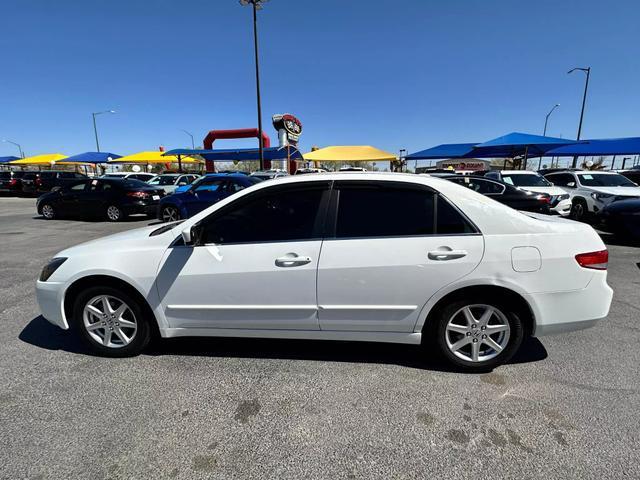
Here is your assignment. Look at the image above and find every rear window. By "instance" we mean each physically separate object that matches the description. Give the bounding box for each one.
[0,172,10,179]
[121,179,152,189]
[23,173,36,180]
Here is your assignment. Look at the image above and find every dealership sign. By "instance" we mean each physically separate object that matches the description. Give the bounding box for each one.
[272,113,303,147]
[436,159,491,171]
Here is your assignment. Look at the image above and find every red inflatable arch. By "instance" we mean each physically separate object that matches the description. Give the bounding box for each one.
[203,128,271,172]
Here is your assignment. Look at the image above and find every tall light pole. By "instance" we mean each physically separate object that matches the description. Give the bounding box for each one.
[92,110,116,152]
[181,129,195,149]
[2,139,24,158]
[240,0,268,170]
[543,103,560,136]
[568,67,591,168]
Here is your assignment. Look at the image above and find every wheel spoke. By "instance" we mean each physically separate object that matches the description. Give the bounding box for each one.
[102,329,112,346]
[446,323,468,335]
[478,307,495,326]
[485,324,509,333]
[86,322,104,331]
[450,336,472,352]
[118,318,136,329]
[471,341,480,361]
[101,297,113,315]
[113,327,130,345]
[483,336,503,353]
[114,303,127,320]
[462,307,475,326]
[86,304,103,318]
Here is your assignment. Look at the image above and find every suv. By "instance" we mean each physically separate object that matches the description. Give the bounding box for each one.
[101,172,156,182]
[250,169,289,181]
[543,170,640,221]
[484,170,571,216]
[0,170,35,195]
[21,171,88,195]
[147,173,200,194]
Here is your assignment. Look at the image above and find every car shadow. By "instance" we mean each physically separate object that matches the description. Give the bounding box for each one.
[31,215,152,223]
[20,316,548,372]
[599,231,640,248]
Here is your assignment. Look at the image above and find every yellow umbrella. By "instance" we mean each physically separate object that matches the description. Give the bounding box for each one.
[9,153,68,165]
[302,146,396,162]
[108,151,203,164]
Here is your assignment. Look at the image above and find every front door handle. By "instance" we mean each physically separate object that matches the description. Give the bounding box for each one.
[275,253,312,267]
[428,249,467,261]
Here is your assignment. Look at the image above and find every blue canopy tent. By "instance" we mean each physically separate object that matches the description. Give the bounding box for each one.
[164,146,303,172]
[470,132,576,169]
[544,137,640,169]
[0,156,20,164]
[63,152,122,164]
[406,143,480,160]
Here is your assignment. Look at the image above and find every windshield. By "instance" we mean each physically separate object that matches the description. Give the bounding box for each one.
[148,175,177,186]
[578,173,637,187]
[501,173,551,187]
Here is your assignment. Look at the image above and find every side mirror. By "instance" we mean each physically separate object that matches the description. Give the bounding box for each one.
[567,181,576,188]
[51,186,61,192]
[182,224,203,246]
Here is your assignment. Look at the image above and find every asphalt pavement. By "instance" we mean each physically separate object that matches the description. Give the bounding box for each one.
[1,197,639,480]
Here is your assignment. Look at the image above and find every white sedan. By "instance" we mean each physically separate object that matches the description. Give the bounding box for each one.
[36,173,612,371]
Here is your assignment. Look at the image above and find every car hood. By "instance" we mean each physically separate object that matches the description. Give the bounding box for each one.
[587,186,640,196]
[518,186,566,196]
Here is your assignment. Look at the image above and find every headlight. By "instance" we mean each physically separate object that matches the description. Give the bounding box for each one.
[591,192,613,201]
[39,257,67,281]
[558,194,570,200]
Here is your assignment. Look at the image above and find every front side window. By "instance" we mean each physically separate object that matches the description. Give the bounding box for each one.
[195,178,226,192]
[200,183,329,245]
[450,177,505,194]
[335,183,435,238]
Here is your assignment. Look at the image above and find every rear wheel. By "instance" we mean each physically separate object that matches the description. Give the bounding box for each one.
[41,203,55,220]
[430,297,524,372]
[106,204,125,222]
[161,205,180,223]
[570,198,588,222]
[71,286,151,357]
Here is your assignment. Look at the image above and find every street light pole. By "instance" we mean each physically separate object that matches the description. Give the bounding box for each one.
[2,139,24,158]
[181,129,195,149]
[543,103,560,136]
[240,0,267,170]
[568,67,591,168]
[92,110,116,152]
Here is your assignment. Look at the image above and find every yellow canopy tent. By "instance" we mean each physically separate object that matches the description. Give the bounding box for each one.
[9,153,69,165]
[107,151,203,164]
[302,146,396,162]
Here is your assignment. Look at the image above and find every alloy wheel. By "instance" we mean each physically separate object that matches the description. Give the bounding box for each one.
[82,295,138,348]
[162,206,179,222]
[41,204,54,219]
[445,304,510,363]
[106,205,121,221]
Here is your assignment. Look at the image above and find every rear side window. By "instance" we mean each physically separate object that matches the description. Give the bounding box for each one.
[436,196,476,234]
[41,172,56,179]
[335,183,435,238]
[200,183,329,244]
[546,173,574,186]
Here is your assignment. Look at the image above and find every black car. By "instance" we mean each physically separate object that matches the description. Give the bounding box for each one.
[36,178,166,221]
[617,170,640,185]
[597,198,640,239]
[441,175,551,214]
[22,170,88,195]
[0,170,35,194]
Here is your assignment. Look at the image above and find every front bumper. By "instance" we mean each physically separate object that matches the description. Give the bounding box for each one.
[551,199,572,216]
[36,280,68,330]
[527,272,613,336]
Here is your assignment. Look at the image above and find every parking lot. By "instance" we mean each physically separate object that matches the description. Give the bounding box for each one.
[1,196,639,480]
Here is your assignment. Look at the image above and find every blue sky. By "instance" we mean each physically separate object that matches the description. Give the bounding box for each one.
[1,0,639,162]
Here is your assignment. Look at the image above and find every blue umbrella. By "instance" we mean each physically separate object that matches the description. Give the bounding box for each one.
[63,152,122,164]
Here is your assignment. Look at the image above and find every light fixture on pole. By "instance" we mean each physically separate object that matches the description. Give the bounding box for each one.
[543,103,560,136]
[92,110,116,152]
[181,129,195,149]
[2,139,24,158]
[568,67,591,168]
[239,0,269,170]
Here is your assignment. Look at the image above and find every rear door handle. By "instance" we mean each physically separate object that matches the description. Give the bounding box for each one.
[428,249,467,261]
[275,253,312,267]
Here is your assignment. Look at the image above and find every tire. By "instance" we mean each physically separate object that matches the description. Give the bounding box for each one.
[105,204,125,222]
[71,286,151,357]
[429,297,524,372]
[41,203,55,220]
[570,198,588,222]
[161,205,180,223]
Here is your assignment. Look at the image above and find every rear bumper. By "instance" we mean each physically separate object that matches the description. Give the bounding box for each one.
[36,280,68,330]
[527,272,613,337]
[121,201,160,216]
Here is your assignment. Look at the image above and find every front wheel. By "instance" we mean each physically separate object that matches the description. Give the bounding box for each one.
[71,286,151,357]
[431,298,524,372]
[570,199,588,222]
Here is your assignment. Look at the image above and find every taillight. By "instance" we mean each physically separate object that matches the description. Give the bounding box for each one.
[575,250,608,270]
[126,191,148,199]
[35,178,42,186]
[536,194,551,204]
[9,179,17,186]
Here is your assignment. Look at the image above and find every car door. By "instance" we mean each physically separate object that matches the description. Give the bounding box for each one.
[156,181,331,330]
[316,180,484,332]
[56,181,90,215]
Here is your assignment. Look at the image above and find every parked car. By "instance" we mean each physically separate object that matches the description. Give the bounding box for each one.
[21,170,88,195]
[157,173,261,222]
[250,169,289,181]
[597,198,640,239]
[36,178,166,222]
[102,172,156,182]
[484,170,571,216]
[441,174,552,214]
[36,173,612,372]
[616,169,640,185]
[339,166,367,172]
[295,168,328,175]
[147,173,200,194]
[543,170,640,221]
[0,170,35,194]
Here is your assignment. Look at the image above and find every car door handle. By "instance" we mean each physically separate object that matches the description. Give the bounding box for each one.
[275,253,312,267]
[428,249,467,261]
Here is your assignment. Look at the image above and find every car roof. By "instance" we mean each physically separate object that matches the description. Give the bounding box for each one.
[498,170,541,174]
[204,173,252,179]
